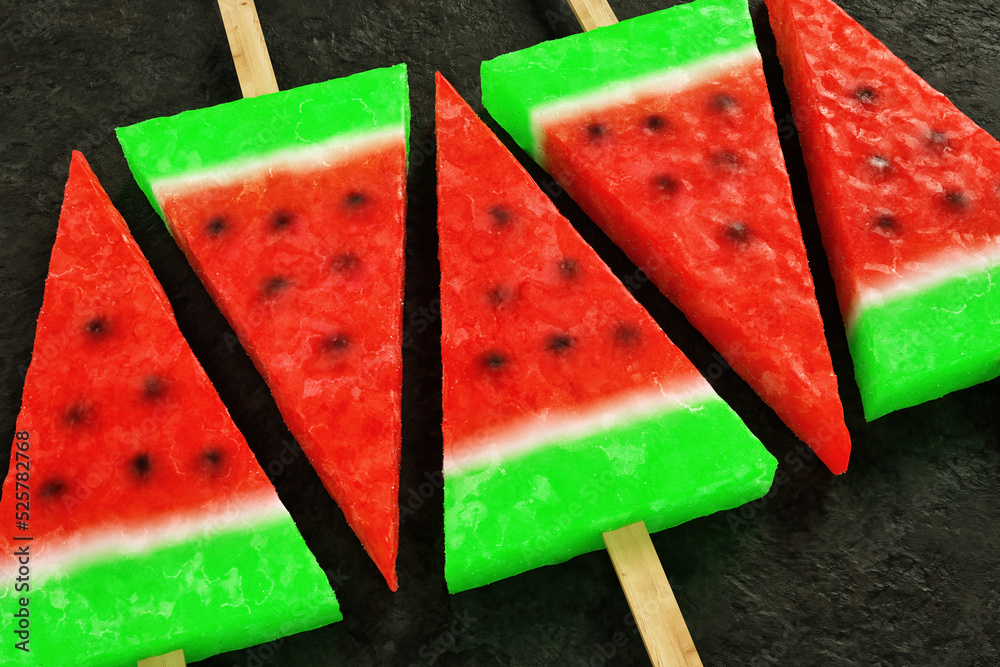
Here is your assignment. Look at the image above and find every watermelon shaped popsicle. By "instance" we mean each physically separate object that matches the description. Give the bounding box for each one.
[481,0,853,474]
[0,152,341,666]
[437,73,776,659]
[765,0,1000,420]
[116,3,408,589]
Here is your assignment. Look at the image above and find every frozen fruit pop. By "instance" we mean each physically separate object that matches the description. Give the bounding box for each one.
[480,0,852,474]
[116,3,408,590]
[0,152,341,667]
[436,71,775,635]
[765,0,1000,419]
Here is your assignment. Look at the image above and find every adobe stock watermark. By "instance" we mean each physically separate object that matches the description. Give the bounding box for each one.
[853,467,962,571]
[542,0,579,32]
[725,443,814,533]
[402,298,441,351]
[928,598,996,666]
[5,0,65,55]
[324,565,351,587]
[748,619,808,666]
[230,619,316,667]
[576,608,650,667]
[260,438,305,481]
[407,609,478,666]
[578,630,629,667]
[408,133,436,170]
[399,469,444,526]
[774,110,798,142]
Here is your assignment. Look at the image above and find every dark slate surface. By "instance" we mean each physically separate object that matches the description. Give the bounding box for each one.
[1,0,999,665]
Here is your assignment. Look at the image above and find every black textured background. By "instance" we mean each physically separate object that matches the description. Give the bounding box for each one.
[2,1,999,665]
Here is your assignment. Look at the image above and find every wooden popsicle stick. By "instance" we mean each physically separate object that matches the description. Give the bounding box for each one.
[131,7,266,667]
[603,522,703,667]
[217,0,279,97]
[566,0,618,31]
[137,649,187,667]
[566,3,699,662]
[133,9,261,667]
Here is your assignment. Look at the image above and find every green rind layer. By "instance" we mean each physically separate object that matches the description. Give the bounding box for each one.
[444,397,776,593]
[481,0,756,159]
[850,263,1000,420]
[3,517,341,666]
[117,64,410,219]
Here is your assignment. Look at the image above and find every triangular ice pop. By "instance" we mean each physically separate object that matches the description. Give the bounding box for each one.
[116,4,408,590]
[765,0,1000,419]
[480,0,852,474]
[0,152,341,666]
[436,73,775,659]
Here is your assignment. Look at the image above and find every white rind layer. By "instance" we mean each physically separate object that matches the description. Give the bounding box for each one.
[443,378,718,476]
[848,238,1000,329]
[529,45,761,159]
[1,490,286,583]
[151,128,406,199]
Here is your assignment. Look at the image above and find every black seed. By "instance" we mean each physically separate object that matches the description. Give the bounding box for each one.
[586,123,607,141]
[546,333,575,355]
[131,453,152,480]
[711,150,743,171]
[711,93,739,113]
[613,323,642,347]
[142,374,168,400]
[927,130,950,151]
[644,115,666,132]
[487,285,511,306]
[482,351,507,370]
[853,86,878,103]
[201,448,225,470]
[83,316,109,337]
[205,216,228,237]
[344,191,367,209]
[321,332,351,353]
[724,221,752,245]
[262,276,291,298]
[874,214,900,236]
[488,205,514,228]
[330,252,360,274]
[558,258,579,280]
[64,401,91,427]
[944,189,969,209]
[652,174,680,195]
[40,479,66,499]
[270,210,295,231]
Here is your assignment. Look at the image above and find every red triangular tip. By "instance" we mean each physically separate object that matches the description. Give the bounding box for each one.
[435,72,465,118]
[435,72,480,147]
[435,71,564,222]
[347,507,398,591]
[68,150,94,185]
[54,151,165,300]
[62,151,122,230]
